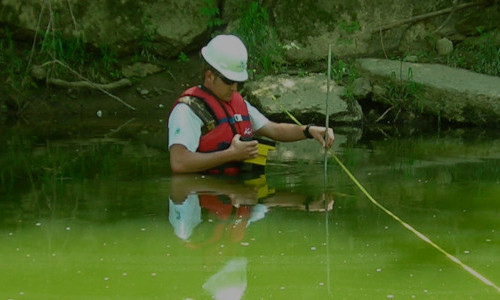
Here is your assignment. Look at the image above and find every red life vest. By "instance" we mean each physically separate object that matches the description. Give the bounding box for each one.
[171,86,253,175]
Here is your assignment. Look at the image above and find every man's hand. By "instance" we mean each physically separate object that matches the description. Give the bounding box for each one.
[229,134,259,161]
[309,126,335,149]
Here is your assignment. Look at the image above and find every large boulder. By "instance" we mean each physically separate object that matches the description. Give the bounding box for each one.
[0,0,210,57]
[356,58,500,125]
[243,74,363,124]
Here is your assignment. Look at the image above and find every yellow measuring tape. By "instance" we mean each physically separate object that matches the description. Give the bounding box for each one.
[273,97,500,293]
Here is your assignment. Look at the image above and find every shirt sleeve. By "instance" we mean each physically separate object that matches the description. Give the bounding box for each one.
[245,100,269,132]
[168,103,203,152]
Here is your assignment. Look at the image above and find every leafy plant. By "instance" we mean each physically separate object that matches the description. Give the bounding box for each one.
[233,1,284,76]
[137,17,159,62]
[384,65,424,119]
[200,0,223,29]
[177,52,189,63]
[445,31,499,76]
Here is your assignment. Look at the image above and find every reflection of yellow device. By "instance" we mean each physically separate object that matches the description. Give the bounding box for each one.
[244,174,276,199]
[243,138,276,166]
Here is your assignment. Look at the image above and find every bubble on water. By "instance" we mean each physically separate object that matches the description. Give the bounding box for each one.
[376,268,382,272]
[384,226,389,230]
[151,273,157,277]
[141,228,146,231]
[122,272,127,276]
[220,244,225,248]
[387,295,394,299]
[240,242,250,246]
[104,277,109,281]
[464,250,470,254]
[35,222,41,226]
[52,253,56,257]
[310,247,316,251]
[280,253,285,256]
[319,282,325,286]
[8,232,13,236]
[65,227,71,231]
[486,239,492,242]
[424,289,428,293]
[280,286,286,290]
[409,273,414,277]
[166,253,171,256]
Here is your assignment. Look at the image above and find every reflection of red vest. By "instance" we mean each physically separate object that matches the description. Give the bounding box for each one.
[173,86,253,175]
[200,195,252,221]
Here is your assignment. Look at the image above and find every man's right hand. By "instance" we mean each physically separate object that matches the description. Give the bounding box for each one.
[230,134,259,161]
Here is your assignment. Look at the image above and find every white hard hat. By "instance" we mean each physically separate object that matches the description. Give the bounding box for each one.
[201,35,248,82]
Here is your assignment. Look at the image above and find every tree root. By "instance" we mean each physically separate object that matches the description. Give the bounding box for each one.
[371,0,486,33]
[46,78,132,90]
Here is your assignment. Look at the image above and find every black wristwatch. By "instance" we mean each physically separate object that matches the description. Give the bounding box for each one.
[303,124,314,139]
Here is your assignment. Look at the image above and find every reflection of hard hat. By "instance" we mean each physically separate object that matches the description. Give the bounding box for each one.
[201,35,248,82]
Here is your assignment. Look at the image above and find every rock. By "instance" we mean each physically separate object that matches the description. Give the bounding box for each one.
[356,58,500,125]
[0,0,210,58]
[122,63,162,78]
[352,77,372,98]
[436,38,453,56]
[244,74,362,123]
[30,65,46,80]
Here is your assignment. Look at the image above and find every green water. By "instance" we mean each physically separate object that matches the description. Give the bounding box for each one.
[1,120,500,299]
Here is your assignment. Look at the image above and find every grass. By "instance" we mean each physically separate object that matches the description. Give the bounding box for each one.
[446,31,500,76]
[233,1,285,77]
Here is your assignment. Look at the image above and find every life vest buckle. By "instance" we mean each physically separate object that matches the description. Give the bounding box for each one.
[233,114,243,122]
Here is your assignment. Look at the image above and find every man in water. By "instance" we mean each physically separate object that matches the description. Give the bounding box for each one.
[168,34,334,175]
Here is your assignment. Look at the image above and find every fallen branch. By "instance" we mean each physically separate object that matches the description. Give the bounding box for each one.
[371,0,486,33]
[41,59,136,111]
[47,78,132,90]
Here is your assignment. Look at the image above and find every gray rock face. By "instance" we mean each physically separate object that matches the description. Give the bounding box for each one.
[356,58,500,125]
[0,0,210,58]
[244,74,362,124]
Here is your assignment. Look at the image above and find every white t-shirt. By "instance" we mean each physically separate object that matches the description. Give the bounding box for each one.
[168,100,269,152]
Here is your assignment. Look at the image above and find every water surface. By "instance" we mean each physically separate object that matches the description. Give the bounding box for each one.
[1,120,499,299]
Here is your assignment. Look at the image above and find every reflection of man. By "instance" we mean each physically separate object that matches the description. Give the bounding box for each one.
[168,195,202,241]
[168,175,334,242]
[203,257,248,300]
[168,175,269,242]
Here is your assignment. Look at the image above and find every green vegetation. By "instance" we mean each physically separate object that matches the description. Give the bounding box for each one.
[233,1,285,77]
[447,31,500,77]
[330,57,358,102]
[200,0,223,29]
[383,64,424,122]
[177,52,189,63]
[136,17,159,63]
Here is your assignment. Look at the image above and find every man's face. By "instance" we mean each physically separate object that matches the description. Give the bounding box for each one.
[203,70,239,102]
